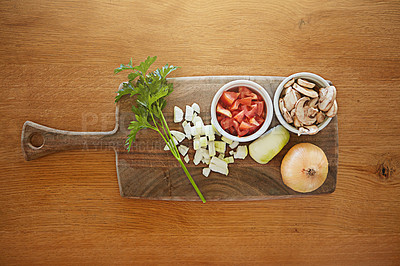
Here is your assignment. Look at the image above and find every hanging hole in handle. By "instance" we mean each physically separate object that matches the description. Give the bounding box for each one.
[28,132,44,149]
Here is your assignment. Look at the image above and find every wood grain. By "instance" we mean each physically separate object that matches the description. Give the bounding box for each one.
[1,0,400,264]
[21,76,338,201]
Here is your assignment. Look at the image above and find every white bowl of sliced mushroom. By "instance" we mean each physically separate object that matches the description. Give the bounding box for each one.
[273,72,338,136]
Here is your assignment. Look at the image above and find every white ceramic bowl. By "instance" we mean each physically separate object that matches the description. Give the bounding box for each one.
[273,72,332,135]
[211,80,273,142]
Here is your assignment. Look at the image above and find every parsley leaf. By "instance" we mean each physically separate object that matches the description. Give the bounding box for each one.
[114,57,205,203]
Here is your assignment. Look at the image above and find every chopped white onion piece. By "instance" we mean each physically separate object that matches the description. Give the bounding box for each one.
[229,150,235,155]
[218,153,225,160]
[195,121,203,136]
[202,167,211,177]
[200,125,205,135]
[223,156,234,164]
[214,141,226,154]
[209,157,229,176]
[234,145,248,159]
[192,112,197,122]
[221,136,233,145]
[193,138,200,150]
[200,136,207,148]
[193,149,203,165]
[193,116,203,125]
[201,148,210,160]
[178,145,189,156]
[201,158,210,165]
[170,130,185,143]
[208,141,216,157]
[229,141,239,149]
[194,117,205,135]
[204,125,213,136]
[190,126,199,136]
[192,103,200,114]
[183,123,192,140]
[185,105,193,121]
[184,154,190,163]
[174,106,184,123]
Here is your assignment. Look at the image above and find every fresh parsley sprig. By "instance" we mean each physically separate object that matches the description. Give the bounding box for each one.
[115,56,206,203]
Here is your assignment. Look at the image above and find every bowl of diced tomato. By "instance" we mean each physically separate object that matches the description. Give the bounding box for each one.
[211,80,273,142]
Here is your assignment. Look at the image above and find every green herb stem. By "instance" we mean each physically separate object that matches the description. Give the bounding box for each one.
[177,158,206,203]
[115,56,206,203]
[149,112,176,155]
[158,104,180,156]
[155,108,206,203]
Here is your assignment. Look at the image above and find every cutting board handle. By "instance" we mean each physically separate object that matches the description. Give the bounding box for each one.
[21,121,118,161]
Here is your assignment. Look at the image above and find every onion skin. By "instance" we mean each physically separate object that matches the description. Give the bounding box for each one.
[281,143,328,193]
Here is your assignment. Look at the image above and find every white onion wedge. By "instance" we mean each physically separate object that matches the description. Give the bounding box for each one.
[174,106,184,123]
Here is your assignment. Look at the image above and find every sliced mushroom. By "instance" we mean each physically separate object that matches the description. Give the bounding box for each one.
[295,97,317,126]
[290,109,296,118]
[315,111,326,124]
[308,97,319,108]
[284,78,295,88]
[293,83,319,98]
[298,127,308,136]
[293,115,302,128]
[283,86,291,95]
[279,99,293,123]
[305,125,319,135]
[280,76,338,132]
[283,111,294,124]
[306,98,319,118]
[307,107,319,117]
[283,87,301,111]
[319,86,336,111]
[298,125,319,136]
[326,100,338,117]
[297,78,316,88]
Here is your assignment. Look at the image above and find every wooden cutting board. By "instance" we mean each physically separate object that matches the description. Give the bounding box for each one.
[21,76,338,201]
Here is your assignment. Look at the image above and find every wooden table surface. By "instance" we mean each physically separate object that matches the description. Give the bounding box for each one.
[1,0,399,264]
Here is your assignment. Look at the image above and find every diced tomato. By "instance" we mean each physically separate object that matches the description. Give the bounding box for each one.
[249,117,260,126]
[232,120,240,132]
[250,93,258,100]
[256,101,264,116]
[231,110,239,117]
[220,117,235,131]
[239,86,251,96]
[220,91,239,107]
[230,100,240,110]
[217,86,266,137]
[245,104,258,118]
[248,125,259,134]
[254,115,264,125]
[228,126,237,135]
[238,87,250,97]
[217,103,232,118]
[237,128,249,137]
[239,104,248,112]
[239,121,255,131]
[239,121,258,134]
[239,86,258,100]
[233,110,245,123]
[238,97,253,106]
